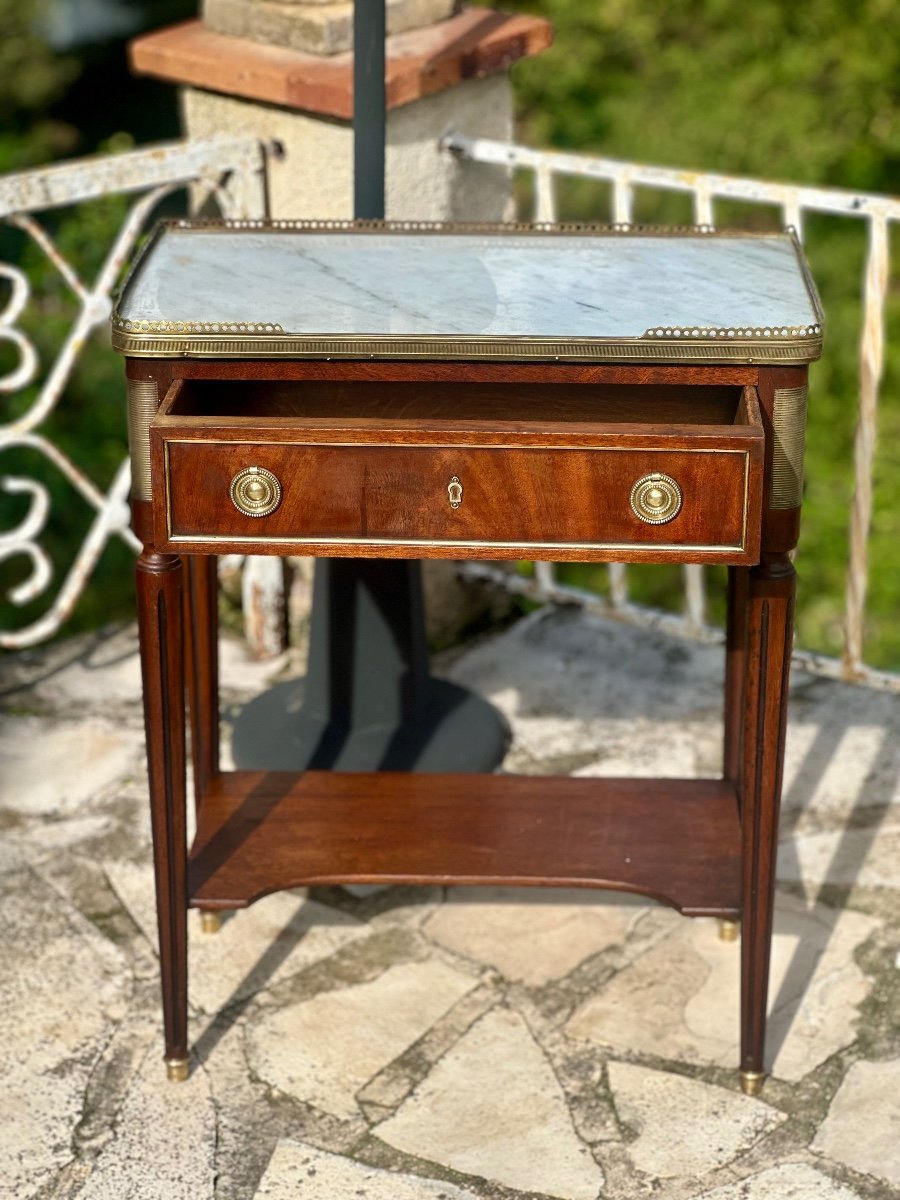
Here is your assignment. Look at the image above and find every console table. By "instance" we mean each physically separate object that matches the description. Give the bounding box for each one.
[113,219,822,1095]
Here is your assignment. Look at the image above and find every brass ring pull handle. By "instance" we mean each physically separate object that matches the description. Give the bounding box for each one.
[230,466,283,517]
[448,475,463,509]
[630,473,682,524]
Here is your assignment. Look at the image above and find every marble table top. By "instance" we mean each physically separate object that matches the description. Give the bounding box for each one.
[111,220,823,363]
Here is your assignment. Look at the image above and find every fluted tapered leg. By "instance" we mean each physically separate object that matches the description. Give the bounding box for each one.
[739,553,795,1094]
[724,566,749,792]
[137,547,189,1078]
[183,555,220,812]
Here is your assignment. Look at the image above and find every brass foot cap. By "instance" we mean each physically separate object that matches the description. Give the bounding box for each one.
[166,1057,190,1083]
[740,1070,765,1096]
[200,911,222,934]
[719,919,740,943]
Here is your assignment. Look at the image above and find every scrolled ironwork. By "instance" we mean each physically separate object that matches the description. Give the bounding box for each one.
[0,137,266,649]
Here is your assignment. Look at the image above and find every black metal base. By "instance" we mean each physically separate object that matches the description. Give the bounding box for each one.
[231,6,510,779]
[230,676,511,772]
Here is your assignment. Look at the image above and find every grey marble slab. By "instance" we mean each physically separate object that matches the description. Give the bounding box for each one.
[112,222,822,362]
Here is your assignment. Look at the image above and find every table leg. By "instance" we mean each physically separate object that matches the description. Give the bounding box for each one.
[136,546,189,1081]
[184,555,222,935]
[724,565,749,791]
[184,555,220,812]
[721,566,750,944]
[739,552,795,1095]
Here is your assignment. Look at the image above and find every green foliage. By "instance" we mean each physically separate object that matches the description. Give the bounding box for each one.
[513,0,900,669]
[0,1,193,643]
[514,0,900,192]
[3,0,900,671]
[0,0,81,168]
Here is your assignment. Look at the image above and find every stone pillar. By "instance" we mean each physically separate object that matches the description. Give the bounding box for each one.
[130,7,552,223]
[129,4,552,650]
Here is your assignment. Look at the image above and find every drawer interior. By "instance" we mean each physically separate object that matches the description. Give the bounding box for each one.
[162,379,751,431]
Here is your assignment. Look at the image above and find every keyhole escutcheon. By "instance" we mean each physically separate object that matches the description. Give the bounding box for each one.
[448,475,463,509]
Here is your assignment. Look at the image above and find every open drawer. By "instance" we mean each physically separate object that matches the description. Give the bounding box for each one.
[149,379,764,563]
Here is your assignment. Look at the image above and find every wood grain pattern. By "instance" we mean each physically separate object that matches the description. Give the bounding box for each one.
[757,365,808,551]
[128,10,553,120]
[189,771,742,918]
[724,565,749,794]
[125,347,809,1082]
[164,379,747,426]
[163,440,756,558]
[184,555,220,811]
[130,358,759,388]
[136,546,188,1066]
[740,553,796,1076]
[151,377,764,563]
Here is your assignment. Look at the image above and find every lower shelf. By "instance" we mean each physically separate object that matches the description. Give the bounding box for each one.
[189,771,741,917]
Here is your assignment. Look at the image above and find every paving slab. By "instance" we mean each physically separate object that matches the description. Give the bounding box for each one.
[779,824,900,891]
[691,1162,864,1199]
[4,609,900,1200]
[447,608,726,731]
[0,715,142,815]
[0,623,145,712]
[608,1061,784,1180]
[246,959,477,1117]
[0,873,130,1198]
[0,841,23,876]
[812,1058,900,1188]
[424,886,649,985]
[565,896,879,1081]
[105,859,363,1013]
[572,722,713,777]
[377,1007,604,1199]
[76,1041,216,1200]
[0,622,287,715]
[253,1140,480,1199]
[780,676,900,815]
[6,812,117,856]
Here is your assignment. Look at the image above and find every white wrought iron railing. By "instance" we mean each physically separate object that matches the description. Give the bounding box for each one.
[3,131,898,694]
[0,136,267,651]
[442,132,900,693]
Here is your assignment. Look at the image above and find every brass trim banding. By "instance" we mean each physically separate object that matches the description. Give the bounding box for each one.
[164,440,752,555]
[126,379,158,500]
[770,385,808,509]
[111,219,824,364]
[112,330,822,364]
[740,1070,766,1097]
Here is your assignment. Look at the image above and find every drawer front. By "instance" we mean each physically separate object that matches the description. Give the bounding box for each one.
[160,439,757,560]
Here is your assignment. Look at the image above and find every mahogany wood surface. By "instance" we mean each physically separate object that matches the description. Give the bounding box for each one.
[724,565,749,794]
[739,553,796,1077]
[166,379,747,426]
[128,10,552,120]
[127,357,759,388]
[126,345,809,1083]
[162,440,757,558]
[151,376,764,563]
[136,547,188,1065]
[188,771,742,918]
[757,366,807,552]
[184,555,220,813]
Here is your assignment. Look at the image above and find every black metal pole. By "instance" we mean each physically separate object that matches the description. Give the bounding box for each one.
[231,0,510,773]
[354,0,386,220]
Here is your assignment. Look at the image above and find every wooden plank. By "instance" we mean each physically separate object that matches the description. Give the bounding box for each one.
[136,361,760,387]
[189,771,742,917]
[129,10,554,119]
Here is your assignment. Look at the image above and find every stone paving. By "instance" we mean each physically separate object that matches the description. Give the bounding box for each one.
[2,606,900,1199]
